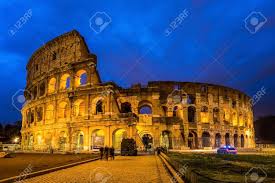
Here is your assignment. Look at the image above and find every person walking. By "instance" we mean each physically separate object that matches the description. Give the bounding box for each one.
[99,147,104,160]
[110,146,115,160]
[104,146,109,161]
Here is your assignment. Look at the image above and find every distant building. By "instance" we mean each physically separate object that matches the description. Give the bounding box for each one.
[21,30,255,152]
[256,140,275,148]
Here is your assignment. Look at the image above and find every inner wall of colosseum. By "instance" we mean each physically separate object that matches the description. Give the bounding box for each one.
[21,30,255,152]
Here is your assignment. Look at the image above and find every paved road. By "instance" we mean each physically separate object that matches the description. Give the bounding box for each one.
[23,155,172,183]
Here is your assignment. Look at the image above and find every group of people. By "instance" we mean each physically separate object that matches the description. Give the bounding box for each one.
[99,146,115,160]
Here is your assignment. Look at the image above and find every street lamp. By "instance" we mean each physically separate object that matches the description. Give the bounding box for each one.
[14,137,19,143]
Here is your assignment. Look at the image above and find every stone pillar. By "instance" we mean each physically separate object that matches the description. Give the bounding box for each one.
[84,127,89,151]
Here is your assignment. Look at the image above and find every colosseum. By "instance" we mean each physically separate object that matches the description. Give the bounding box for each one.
[21,30,255,152]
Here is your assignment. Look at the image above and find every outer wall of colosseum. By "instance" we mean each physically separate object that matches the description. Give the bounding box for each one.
[21,30,255,152]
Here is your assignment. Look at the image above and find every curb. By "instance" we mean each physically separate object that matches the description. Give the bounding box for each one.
[0,157,100,183]
[158,153,184,183]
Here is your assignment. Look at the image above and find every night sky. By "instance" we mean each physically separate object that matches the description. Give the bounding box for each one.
[0,0,274,123]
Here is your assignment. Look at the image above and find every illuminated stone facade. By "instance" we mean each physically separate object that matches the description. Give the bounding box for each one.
[21,30,255,152]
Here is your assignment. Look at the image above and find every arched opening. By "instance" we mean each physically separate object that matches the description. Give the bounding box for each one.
[188,106,196,122]
[232,111,238,126]
[241,134,245,148]
[58,102,69,119]
[36,133,42,146]
[44,132,52,149]
[161,131,172,149]
[224,109,230,122]
[187,95,196,104]
[142,134,153,151]
[39,82,46,96]
[213,108,219,123]
[74,100,85,117]
[234,134,238,147]
[28,134,34,149]
[112,129,127,150]
[139,105,152,114]
[239,113,244,126]
[121,102,132,113]
[58,131,67,151]
[162,106,168,116]
[96,100,103,114]
[215,133,221,148]
[75,131,84,151]
[60,74,70,90]
[188,131,198,149]
[36,107,43,122]
[48,78,56,94]
[91,129,105,150]
[45,104,54,121]
[225,133,230,146]
[75,70,87,87]
[201,106,209,123]
[173,106,178,117]
[202,132,211,147]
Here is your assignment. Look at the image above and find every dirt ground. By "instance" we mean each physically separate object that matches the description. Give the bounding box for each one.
[0,153,98,180]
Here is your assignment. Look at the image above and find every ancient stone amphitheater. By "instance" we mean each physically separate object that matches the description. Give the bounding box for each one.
[21,30,255,152]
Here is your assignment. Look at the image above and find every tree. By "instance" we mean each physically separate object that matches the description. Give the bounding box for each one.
[0,123,3,136]
[254,116,275,141]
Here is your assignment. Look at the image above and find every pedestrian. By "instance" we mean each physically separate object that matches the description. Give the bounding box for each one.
[110,146,115,160]
[104,146,109,161]
[157,147,161,155]
[99,147,104,160]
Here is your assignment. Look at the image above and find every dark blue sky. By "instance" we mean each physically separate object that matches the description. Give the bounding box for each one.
[0,0,274,123]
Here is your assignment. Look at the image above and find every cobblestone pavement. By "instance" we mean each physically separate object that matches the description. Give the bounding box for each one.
[23,155,172,183]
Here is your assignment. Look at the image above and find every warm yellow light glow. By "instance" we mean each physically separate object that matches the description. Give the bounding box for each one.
[48,78,56,93]
[75,70,87,87]
[60,74,70,90]
[14,137,19,143]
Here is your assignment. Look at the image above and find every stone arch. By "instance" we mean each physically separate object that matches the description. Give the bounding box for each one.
[173,106,178,117]
[232,111,238,126]
[225,133,230,146]
[224,109,230,122]
[73,131,84,151]
[96,100,104,114]
[58,131,67,151]
[213,108,219,123]
[162,106,168,116]
[58,101,69,119]
[188,106,196,122]
[36,132,43,146]
[45,104,54,121]
[201,106,209,123]
[160,130,172,149]
[92,97,106,115]
[60,73,70,90]
[202,131,211,147]
[74,99,85,117]
[188,131,198,149]
[187,95,196,104]
[215,133,221,148]
[75,70,87,87]
[241,134,245,147]
[112,128,127,150]
[234,134,238,147]
[91,129,105,150]
[138,100,152,114]
[121,102,132,113]
[48,77,56,93]
[239,112,244,126]
[44,132,52,148]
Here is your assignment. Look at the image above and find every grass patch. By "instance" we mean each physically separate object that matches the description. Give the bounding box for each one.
[166,152,275,183]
